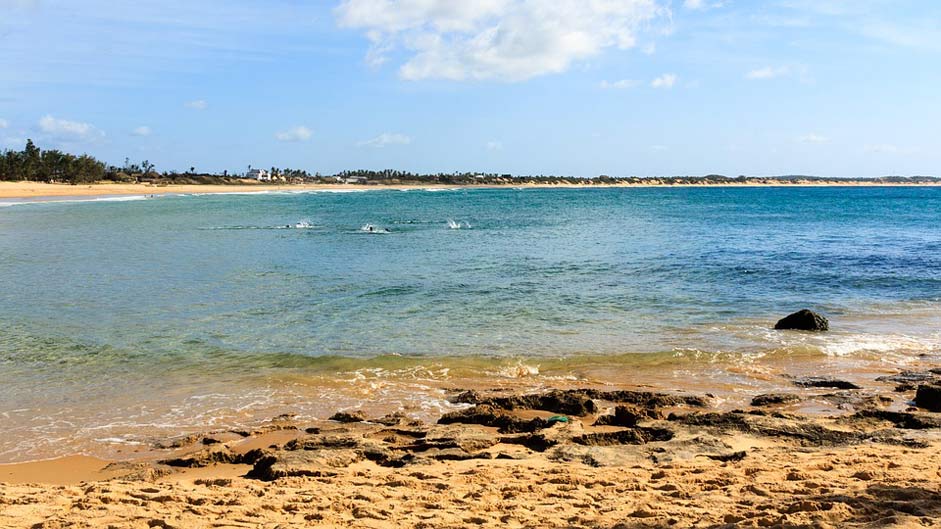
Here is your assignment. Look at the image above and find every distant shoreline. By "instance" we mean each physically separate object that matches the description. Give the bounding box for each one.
[2,180,940,200]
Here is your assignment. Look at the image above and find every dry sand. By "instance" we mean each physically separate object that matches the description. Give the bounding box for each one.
[3,385,941,529]
[2,180,939,200]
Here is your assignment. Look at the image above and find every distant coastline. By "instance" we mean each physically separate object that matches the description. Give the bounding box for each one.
[2,179,940,200]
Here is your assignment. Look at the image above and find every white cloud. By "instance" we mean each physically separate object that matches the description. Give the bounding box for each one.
[650,73,677,88]
[486,140,503,151]
[864,143,917,155]
[131,125,152,136]
[0,119,8,129]
[600,79,641,89]
[38,115,104,142]
[335,0,667,82]
[358,132,412,148]
[683,0,723,9]
[745,66,790,80]
[650,144,668,151]
[184,99,208,110]
[275,126,313,142]
[797,133,829,144]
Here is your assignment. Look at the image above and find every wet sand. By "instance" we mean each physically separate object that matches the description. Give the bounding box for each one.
[3,378,941,528]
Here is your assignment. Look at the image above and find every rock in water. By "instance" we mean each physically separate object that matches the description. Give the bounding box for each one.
[774,309,829,331]
[915,384,941,412]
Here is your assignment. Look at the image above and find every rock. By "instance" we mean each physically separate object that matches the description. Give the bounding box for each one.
[668,411,862,446]
[751,393,802,407]
[437,405,550,433]
[593,405,655,426]
[476,390,598,416]
[774,309,829,331]
[571,427,674,446]
[793,377,860,390]
[411,425,498,453]
[248,449,361,481]
[329,410,367,423]
[915,383,941,412]
[851,410,941,429]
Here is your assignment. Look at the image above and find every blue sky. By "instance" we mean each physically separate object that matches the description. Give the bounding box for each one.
[1,0,938,177]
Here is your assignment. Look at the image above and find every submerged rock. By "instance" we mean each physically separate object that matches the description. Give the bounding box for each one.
[793,377,860,390]
[329,410,367,423]
[751,393,802,407]
[774,309,829,331]
[915,383,941,412]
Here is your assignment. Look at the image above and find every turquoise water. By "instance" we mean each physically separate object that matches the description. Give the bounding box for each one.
[1,186,940,461]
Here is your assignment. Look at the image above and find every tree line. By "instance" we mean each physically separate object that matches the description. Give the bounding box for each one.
[2,139,938,186]
[1,140,108,183]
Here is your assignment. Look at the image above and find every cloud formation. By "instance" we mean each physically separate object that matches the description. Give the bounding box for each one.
[650,73,677,88]
[131,126,152,136]
[185,99,208,110]
[0,119,8,129]
[745,66,790,80]
[38,115,104,142]
[358,132,412,148]
[275,126,313,142]
[797,133,829,144]
[600,79,641,89]
[335,0,665,81]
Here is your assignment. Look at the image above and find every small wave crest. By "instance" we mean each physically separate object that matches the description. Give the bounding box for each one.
[360,223,391,234]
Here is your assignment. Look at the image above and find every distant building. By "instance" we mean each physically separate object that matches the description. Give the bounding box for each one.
[246,168,271,181]
[343,176,368,184]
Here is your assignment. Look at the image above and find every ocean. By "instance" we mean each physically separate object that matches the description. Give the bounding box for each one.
[1,186,939,462]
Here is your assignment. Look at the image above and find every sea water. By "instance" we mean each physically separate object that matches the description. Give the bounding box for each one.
[1,186,939,461]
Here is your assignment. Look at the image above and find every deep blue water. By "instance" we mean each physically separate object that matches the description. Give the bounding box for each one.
[1,186,940,460]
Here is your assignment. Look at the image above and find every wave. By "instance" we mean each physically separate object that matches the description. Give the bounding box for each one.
[360,223,391,234]
[0,195,151,207]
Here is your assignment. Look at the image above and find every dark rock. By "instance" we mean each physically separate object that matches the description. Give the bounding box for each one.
[248,449,360,481]
[851,410,941,429]
[449,390,482,405]
[705,451,747,462]
[476,390,597,416]
[437,405,550,433]
[793,377,860,390]
[408,425,498,453]
[774,309,829,331]
[329,410,367,423]
[593,405,657,427]
[584,390,709,408]
[915,383,941,412]
[571,427,674,446]
[751,393,802,407]
[668,411,861,446]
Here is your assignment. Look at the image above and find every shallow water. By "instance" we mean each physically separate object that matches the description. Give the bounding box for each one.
[1,187,939,461]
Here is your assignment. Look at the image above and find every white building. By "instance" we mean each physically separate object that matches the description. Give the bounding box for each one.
[246,168,271,181]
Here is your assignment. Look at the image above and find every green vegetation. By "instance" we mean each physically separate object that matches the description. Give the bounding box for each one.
[1,140,938,186]
[1,140,106,183]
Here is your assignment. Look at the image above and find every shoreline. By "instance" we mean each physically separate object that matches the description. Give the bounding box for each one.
[3,378,940,527]
[2,180,941,200]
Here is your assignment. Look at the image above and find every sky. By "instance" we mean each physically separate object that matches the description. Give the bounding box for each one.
[0,0,939,177]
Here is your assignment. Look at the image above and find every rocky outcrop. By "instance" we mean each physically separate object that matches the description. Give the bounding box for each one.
[915,384,941,412]
[751,393,802,407]
[329,410,367,423]
[793,377,860,390]
[774,309,829,331]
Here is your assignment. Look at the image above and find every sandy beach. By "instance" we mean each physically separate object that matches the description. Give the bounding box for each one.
[3,375,941,529]
[2,180,940,200]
